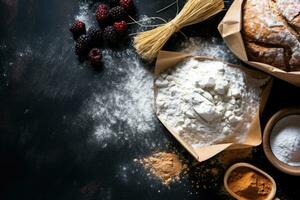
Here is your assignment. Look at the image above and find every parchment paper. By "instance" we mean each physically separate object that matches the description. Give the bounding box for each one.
[154,50,272,162]
[218,0,300,87]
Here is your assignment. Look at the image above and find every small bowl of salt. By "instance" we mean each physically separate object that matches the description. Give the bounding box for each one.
[263,107,300,176]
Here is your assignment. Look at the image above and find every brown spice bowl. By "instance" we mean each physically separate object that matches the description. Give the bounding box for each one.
[224,163,277,200]
[263,107,300,176]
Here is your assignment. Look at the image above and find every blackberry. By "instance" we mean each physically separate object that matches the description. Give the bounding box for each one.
[87,27,102,44]
[88,48,102,66]
[98,4,109,11]
[96,5,110,25]
[109,6,127,21]
[113,21,128,35]
[75,35,91,56]
[119,0,134,11]
[103,26,118,44]
[69,20,86,39]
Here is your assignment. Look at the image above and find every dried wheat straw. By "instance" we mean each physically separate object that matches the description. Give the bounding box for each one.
[133,0,224,61]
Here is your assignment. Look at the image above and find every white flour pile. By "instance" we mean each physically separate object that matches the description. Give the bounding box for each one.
[270,115,300,166]
[155,58,263,147]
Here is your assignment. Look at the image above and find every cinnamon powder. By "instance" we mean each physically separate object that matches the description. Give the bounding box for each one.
[139,152,187,185]
[227,167,273,200]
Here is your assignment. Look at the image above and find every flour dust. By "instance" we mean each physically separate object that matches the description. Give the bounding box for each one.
[179,37,240,64]
[75,2,95,29]
[81,49,163,150]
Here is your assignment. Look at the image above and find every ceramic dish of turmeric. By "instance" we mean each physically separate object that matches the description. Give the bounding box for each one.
[224,163,277,200]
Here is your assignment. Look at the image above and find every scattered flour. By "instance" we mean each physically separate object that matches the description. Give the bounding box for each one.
[179,37,240,64]
[155,58,262,147]
[16,45,32,58]
[133,15,159,30]
[270,115,300,166]
[75,2,95,29]
[84,49,158,148]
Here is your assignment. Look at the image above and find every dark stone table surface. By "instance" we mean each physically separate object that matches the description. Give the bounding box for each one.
[1,0,300,199]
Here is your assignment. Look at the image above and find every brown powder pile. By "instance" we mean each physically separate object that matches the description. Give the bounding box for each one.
[139,152,187,185]
[227,167,273,200]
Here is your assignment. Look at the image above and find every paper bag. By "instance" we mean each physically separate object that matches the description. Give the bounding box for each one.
[218,0,300,87]
[154,50,272,162]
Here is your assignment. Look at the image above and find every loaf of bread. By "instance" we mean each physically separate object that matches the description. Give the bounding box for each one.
[243,0,300,71]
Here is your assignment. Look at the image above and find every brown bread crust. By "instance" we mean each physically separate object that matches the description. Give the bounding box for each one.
[276,0,300,32]
[243,0,300,71]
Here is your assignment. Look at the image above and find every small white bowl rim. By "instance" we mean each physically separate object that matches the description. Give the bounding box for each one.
[263,108,300,175]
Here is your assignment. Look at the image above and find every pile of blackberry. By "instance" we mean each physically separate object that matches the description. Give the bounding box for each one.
[69,0,134,68]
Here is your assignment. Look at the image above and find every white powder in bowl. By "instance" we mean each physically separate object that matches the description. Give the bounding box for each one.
[270,115,300,167]
[155,58,263,147]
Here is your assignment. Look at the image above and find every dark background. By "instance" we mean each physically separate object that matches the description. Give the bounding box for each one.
[1,0,300,199]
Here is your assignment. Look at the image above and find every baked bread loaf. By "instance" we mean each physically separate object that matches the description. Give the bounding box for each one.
[243,0,300,71]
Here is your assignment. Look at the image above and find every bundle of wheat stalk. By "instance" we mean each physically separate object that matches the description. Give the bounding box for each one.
[133,0,224,61]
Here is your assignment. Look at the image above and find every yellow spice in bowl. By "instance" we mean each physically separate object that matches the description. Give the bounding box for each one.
[227,167,272,200]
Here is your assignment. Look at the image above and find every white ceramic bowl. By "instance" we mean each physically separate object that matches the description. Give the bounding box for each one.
[263,108,300,176]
